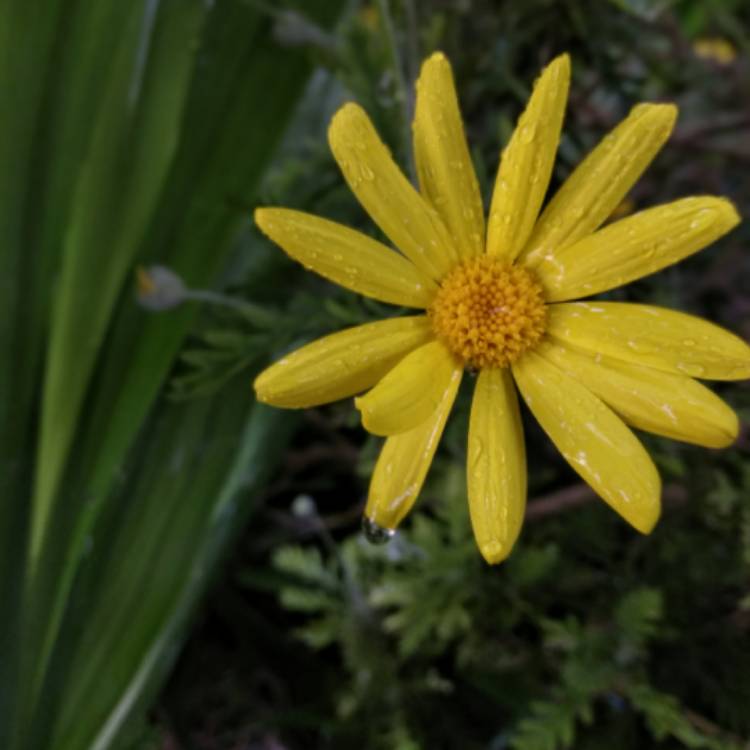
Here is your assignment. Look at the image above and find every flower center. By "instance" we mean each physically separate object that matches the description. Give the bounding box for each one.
[429,256,547,369]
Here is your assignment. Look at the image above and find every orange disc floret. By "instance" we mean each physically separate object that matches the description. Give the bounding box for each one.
[429,257,547,369]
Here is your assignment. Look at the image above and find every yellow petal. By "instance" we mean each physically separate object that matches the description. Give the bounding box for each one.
[365,366,462,530]
[522,103,677,268]
[548,302,750,380]
[537,340,739,448]
[467,369,526,564]
[355,340,461,436]
[535,197,740,301]
[255,208,437,308]
[487,54,570,262]
[328,103,457,280]
[254,316,432,408]
[413,52,485,259]
[512,351,661,533]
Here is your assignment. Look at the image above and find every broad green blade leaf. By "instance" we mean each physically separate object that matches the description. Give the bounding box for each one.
[32,0,204,561]
[0,1,67,744]
[4,1,343,747]
[24,0,206,725]
[34,7,342,674]
[49,393,297,750]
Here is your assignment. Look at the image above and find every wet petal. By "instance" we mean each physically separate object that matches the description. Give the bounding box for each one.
[548,302,750,380]
[522,103,677,268]
[355,340,461,436]
[537,340,739,448]
[487,54,570,262]
[468,369,526,564]
[414,52,485,259]
[364,366,462,530]
[535,197,740,301]
[254,316,433,408]
[255,208,437,308]
[328,103,457,280]
[513,351,661,533]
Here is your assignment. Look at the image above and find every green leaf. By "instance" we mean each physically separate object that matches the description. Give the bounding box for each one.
[25,0,206,720]
[614,587,663,644]
[0,0,343,746]
[47,398,297,750]
[32,0,204,561]
[510,700,579,750]
[507,543,560,588]
[627,683,725,749]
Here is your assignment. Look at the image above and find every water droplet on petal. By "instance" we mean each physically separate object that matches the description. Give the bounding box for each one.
[676,362,706,377]
[519,124,536,144]
[361,516,395,545]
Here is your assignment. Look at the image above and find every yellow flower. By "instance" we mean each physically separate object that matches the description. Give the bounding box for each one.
[693,37,737,65]
[253,53,749,564]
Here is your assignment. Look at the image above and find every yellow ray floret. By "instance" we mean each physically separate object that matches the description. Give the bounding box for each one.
[547,303,750,380]
[513,351,661,534]
[355,340,461,436]
[522,103,677,267]
[365,367,462,530]
[254,316,433,408]
[414,52,485,259]
[536,340,738,448]
[487,53,570,262]
[255,208,437,308]
[534,196,740,301]
[468,369,527,564]
[328,103,456,280]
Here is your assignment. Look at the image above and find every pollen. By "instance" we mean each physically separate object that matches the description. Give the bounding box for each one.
[429,256,547,369]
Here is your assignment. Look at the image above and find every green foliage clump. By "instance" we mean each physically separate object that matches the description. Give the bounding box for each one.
[257,451,750,749]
